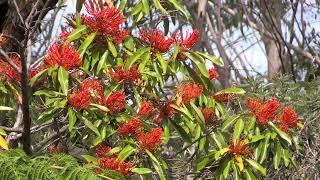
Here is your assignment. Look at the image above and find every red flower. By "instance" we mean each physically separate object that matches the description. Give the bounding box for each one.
[172,29,200,50]
[59,30,71,41]
[209,68,219,80]
[104,90,126,113]
[256,98,280,125]
[98,157,132,176]
[213,93,235,103]
[177,82,203,103]
[95,144,111,157]
[117,118,142,136]
[110,65,141,83]
[81,79,105,104]
[28,65,46,80]
[139,29,173,53]
[44,43,82,70]
[228,138,251,157]
[201,107,215,124]
[83,0,128,45]
[137,100,153,116]
[153,116,163,125]
[159,99,177,118]
[245,98,263,114]
[0,54,21,82]
[277,107,298,132]
[137,128,163,152]
[68,89,91,110]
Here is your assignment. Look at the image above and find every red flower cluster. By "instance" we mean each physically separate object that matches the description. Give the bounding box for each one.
[95,144,111,157]
[110,65,141,83]
[137,128,163,152]
[173,29,200,50]
[59,30,71,41]
[228,138,251,157]
[83,0,128,45]
[68,79,104,110]
[202,107,215,124]
[98,157,132,176]
[209,68,219,80]
[44,43,82,70]
[139,29,173,53]
[246,98,280,125]
[117,118,142,136]
[213,93,235,103]
[277,107,298,132]
[137,100,153,116]
[177,82,203,103]
[159,99,177,118]
[104,90,126,113]
[0,54,21,82]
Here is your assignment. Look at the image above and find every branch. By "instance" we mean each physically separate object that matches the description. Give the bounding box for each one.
[0,48,22,73]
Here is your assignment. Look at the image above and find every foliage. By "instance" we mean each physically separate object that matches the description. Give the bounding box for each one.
[0,0,304,179]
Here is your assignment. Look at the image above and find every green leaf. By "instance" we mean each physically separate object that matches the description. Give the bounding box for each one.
[108,40,117,57]
[231,161,240,180]
[68,108,77,131]
[58,67,69,95]
[259,133,270,164]
[118,145,135,161]
[125,47,150,70]
[215,87,246,95]
[168,0,189,19]
[141,0,150,15]
[190,102,205,124]
[146,150,166,180]
[97,50,109,74]
[0,106,14,111]
[77,114,100,136]
[186,52,209,78]
[34,90,65,97]
[153,0,167,14]
[81,155,97,164]
[244,168,257,180]
[66,25,87,43]
[282,149,290,167]
[222,115,240,132]
[156,54,167,73]
[170,119,192,143]
[223,159,231,178]
[245,159,266,176]
[233,118,244,140]
[131,168,152,174]
[119,0,127,11]
[274,142,281,169]
[268,122,292,145]
[90,103,109,112]
[0,128,6,136]
[196,157,210,171]
[196,51,224,66]
[29,68,47,87]
[79,32,96,57]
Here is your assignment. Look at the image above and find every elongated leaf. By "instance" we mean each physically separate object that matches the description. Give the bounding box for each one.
[233,118,244,140]
[244,168,257,180]
[231,160,240,180]
[97,50,109,74]
[118,145,135,161]
[0,128,6,136]
[215,87,246,95]
[190,102,205,124]
[168,0,189,19]
[0,135,8,150]
[68,108,77,131]
[259,133,270,164]
[156,54,167,73]
[146,150,166,180]
[245,159,266,176]
[0,106,13,111]
[153,0,167,14]
[108,40,117,57]
[223,159,231,178]
[170,119,192,143]
[29,68,47,87]
[81,155,97,164]
[141,0,150,15]
[79,32,96,57]
[268,122,292,145]
[58,67,69,95]
[187,53,209,78]
[222,115,240,132]
[274,142,281,169]
[196,157,211,171]
[66,25,87,43]
[196,51,224,66]
[77,114,100,136]
[132,168,152,174]
[90,103,109,112]
[125,47,150,70]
